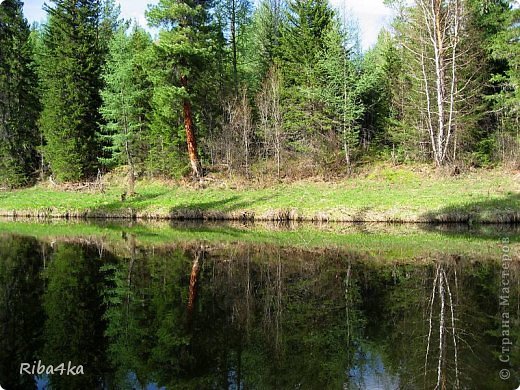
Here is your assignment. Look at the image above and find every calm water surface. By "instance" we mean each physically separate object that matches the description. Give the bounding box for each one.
[0,222,518,389]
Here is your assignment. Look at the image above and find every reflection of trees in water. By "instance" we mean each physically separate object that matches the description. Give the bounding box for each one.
[202,247,363,388]
[1,234,518,389]
[41,243,114,389]
[0,235,45,390]
[366,256,520,390]
[424,263,460,390]
[39,242,520,389]
[187,246,204,323]
[101,244,364,388]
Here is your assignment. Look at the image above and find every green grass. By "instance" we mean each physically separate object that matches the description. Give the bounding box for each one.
[0,219,517,262]
[0,167,518,222]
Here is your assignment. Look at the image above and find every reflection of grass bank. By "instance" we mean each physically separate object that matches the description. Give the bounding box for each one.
[0,168,518,222]
[0,219,518,262]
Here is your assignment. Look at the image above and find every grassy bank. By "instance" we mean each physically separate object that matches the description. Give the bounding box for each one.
[0,166,518,223]
[0,219,518,262]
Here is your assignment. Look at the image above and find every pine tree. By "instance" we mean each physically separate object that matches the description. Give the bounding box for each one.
[490,5,519,115]
[0,0,40,187]
[361,31,418,162]
[147,0,217,178]
[99,26,153,196]
[38,0,108,182]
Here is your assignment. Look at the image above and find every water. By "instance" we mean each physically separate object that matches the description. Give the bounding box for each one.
[0,221,518,389]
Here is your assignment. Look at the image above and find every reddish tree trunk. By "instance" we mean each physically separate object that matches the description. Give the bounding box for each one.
[180,75,202,177]
[187,251,202,322]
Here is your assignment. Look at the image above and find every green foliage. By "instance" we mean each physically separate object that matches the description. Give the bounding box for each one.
[489,5,520,162]
[472,137,497,167]
[489,6,520,109]
[99,25,153,171]
[38,0,112,182]
[215,0,253,90]
[0,231,518,388]
[42,243,112,388]
[243,0,285,90]
[0,0,40,187]
[0,235,45,389]
[146,0,218,176]
[278,0,335,155]
[317,18,362,167]
[2,0,520,184]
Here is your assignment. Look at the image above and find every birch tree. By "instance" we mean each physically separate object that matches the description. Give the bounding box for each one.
[401,0,473,166]
[256,66,283,178]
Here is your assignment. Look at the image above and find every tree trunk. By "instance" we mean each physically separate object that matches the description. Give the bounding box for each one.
[416,0,463,166]
[180,75,202,177]
[187,248,203,323]
[121,88,135,196]
[124,138,135,196]
[128,163,135,196]
[433,0,446,167]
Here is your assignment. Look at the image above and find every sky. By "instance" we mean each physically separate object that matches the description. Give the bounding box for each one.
[22,0,395,50]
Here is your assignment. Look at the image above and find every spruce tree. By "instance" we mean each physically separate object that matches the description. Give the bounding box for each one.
[216,0,253,92]
[0,0,40,187]
[318,19,362,170]
[39,0,107,182]
[99,25,153,195]
[278,0,334,157]
[486,2,519,164]
[245,0,285,90]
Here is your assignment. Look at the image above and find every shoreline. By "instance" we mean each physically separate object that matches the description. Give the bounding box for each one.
[0,207,518,224]
[0,168,518,224]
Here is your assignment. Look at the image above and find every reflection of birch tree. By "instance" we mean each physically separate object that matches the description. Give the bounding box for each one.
[262,250,284,355]
[345,263,353,343]
[425,263,460,389]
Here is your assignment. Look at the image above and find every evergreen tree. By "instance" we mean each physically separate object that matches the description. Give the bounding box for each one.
[358,31,405,156]
[216,0,253,92]
[244,0,285,91]
[0,0,40,187]
[99,0,121,53]
[488,3,519,165]
[278,0,335,160]
[100,25,153,196]
[457,0,513,165]
[318,18,362,170]
[39,0,109,182]
[147,0,217,178]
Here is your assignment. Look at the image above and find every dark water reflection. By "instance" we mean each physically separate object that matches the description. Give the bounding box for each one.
[0,231,518,389]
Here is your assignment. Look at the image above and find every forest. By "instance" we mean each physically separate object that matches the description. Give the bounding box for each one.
[0,0,519,192]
